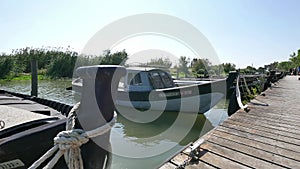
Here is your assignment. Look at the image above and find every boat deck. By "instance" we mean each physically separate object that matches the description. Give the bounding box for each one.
[0,92,65,128]
[160,75,300,168]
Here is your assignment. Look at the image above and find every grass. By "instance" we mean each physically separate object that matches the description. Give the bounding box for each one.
[0,74,50,81]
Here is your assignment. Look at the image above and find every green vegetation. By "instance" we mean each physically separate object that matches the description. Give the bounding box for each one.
[2,45,299,81]
[0,47,128,80]
[177,56,190,78]
[145,58,172,68]
[252,49,300,73]
[0,74,48,81]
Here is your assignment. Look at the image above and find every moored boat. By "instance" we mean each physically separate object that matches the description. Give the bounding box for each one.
[116,67,227,113]
[73,67,229,114]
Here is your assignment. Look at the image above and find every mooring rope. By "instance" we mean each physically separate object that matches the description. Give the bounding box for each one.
[236,75,248,110]
[242,77,252,95]
[29,102,117,169]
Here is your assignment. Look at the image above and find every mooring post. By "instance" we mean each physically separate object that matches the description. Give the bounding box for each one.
[30,59,38,97]
[263,70,276,91]
[226,71,239,98]
[75,65,126,169]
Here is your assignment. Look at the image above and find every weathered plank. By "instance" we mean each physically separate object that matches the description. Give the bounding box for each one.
[207,135,300,168]
[233,112,300,128]
[158,162,177,169]
[216,126,300,153]
[185,162,216,169]
[200,141,285,169]
[223,119,300,140]
[221,121,300,145]
[228,114,300,135]
[197,150,251,169]
[211,130,300,161]
[241,110,300,124]
[245,107,300,121]
[170,153,189,166]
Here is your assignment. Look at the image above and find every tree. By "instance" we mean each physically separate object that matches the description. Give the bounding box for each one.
[222,63,236,74]
[46,50,78,78]
[100,49,128,65]
[267,62,278,71]
[289,49,300,68]
[191,58,211,77]
[0,55,14,78]
[257,67,265,73]
[277,61,293,71]
[178,56,190,78]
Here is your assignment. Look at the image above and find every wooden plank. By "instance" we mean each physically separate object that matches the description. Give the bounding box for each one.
[207,135,300,168]
[159,162,177,169]
[170,153,189,166]
[212,130,300,161]
[233,112,300,128]
[215,126,300,153]
[249,104,300,115]
[185,162,216,169]
[228,114,300,135]
[200,142,284,169]
[223,119,300,140]
[198,150,251,169]
[245,110,300,124]
[220,121,300,146]
[246,106,300,120]
[237,110,300,127]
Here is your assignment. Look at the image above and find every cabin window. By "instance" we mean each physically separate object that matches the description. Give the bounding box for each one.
[149,71,165,89]
[160,72,174,88]
[128,73,142,86]
[149,70,175,89]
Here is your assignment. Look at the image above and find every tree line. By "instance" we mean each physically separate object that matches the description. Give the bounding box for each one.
[1,46,299,80]
[145,56,236,78]
[0,47,128,79]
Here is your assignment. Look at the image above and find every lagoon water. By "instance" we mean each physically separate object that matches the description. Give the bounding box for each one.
[0,80,228,169]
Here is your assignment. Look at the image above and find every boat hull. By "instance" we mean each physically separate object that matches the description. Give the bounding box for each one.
[116,79,226,114]
[116,92,224,113]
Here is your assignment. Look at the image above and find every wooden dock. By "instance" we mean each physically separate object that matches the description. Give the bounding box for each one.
[160,75,300,168]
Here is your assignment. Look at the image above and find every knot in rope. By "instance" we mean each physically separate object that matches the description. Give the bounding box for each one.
[29,102,117,169]
[54,129,89,151]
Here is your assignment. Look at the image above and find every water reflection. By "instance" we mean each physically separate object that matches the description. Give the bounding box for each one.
[117,110,211,145]
[110,106,227,169]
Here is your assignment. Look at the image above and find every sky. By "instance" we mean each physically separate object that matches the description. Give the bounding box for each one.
[1,0,300,68]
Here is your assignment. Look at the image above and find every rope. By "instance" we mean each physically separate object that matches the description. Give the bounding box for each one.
[29,102,117,169]
[236,75,248,110]
[242,77,252,95]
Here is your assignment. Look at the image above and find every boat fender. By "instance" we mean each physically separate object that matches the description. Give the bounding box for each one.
[0,120,5,129]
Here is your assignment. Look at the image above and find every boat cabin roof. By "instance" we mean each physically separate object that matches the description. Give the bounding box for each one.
[120,67,176,92]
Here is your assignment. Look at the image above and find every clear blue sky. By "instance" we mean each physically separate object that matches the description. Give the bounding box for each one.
[1,0,300,68]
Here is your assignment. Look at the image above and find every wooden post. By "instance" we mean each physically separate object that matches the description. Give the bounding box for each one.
[31,59,38,97]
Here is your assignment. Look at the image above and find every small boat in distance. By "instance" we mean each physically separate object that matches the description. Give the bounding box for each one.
[115,67,227,113]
